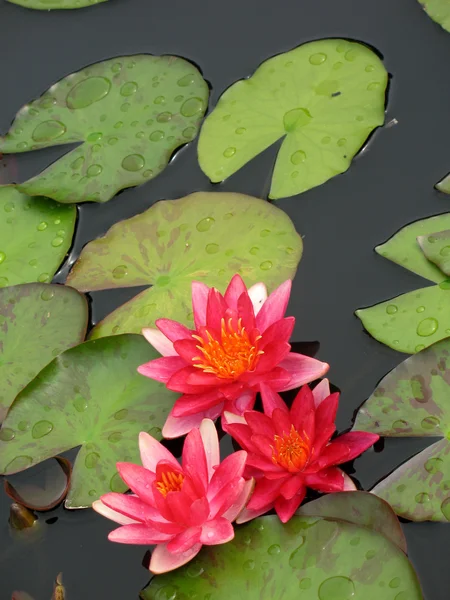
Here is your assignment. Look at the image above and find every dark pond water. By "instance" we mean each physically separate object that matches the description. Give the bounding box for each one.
[1,0,449,597]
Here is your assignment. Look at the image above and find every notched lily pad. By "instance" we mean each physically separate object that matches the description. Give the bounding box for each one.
[0,187,76,287]
[4,457,72,511]
[354,338,450,521]
[66,192,302,338]
[0,283,88,423]
[198,39,387,199]
[0,334,178,508]
[0,56,209,203]
[356,213,450,353]
[7,0,107,9]
[417,229,450,276]
[417,0,450,33]
[142,514,422,600]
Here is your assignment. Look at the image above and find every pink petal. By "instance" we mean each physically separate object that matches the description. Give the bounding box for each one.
[167,366,219,394]
[255,341,291,374]
[233,390,256,414]
[182,428,209,495]
[222,478,254,521]
[200,517,234,545]
[279,475,304,500]
[172,390,224,417]
[149,542,202,574]
[331,432,379,463]
[224,274,247,311]
[208,451,247,502]
[343,473,357,491]
[260,384,287,417]
[164,488,192,526]
[256,280,292,333]
[246,454,284,475]
[277,353,330,391]
[248,282,268,315]
[137,356,186,383]
[237,291,256,330]
[247,477,283,511]
[192,282,209,329]
[206,288,228,332]
[259,317,295,349]
[108,523,173,544]
[250,434,275,460]
[116,463,156,505]
[274,489,306,523]
[173,338,202,363]
[272,407,293,437]
[189,497,210,526]
[167,526,202,553]
[222,411,247,426]
[304,467,346,493]
[199,418,220,479]
[101,492,159,523]
[223,422,253,451]
[92,499,138,526]
[139,432,179,472]
[209,478,245,518]
[314,392,340,437]
[245,411,276,438]
[142,328,177,357]
[312,378,331,407]
[155,318,192,342]
[163,405,223,439]
[236,503,273,524]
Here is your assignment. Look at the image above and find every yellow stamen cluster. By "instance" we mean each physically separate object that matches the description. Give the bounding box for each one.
[155,471,185,498]
[271,425,310,472]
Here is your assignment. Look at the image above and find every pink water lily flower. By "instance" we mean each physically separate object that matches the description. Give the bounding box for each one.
[138,274,329,438]
[224,380,379,523]
[93,419,252,574]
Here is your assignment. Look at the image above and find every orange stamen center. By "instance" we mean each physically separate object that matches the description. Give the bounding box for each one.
[155,471,184,498]
[271,425,310,472]
[192,317,263,379]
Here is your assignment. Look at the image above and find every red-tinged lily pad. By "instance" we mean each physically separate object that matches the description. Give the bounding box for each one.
[141,513,423,600]
[0,334,178,508]
[0,283,88,423]
[66,192,302,338]
[296,491,407,553]
[354,338,450,521]
[7,0,106,8]
[356,213,450,353]
[417,229,450,276]
[0,56,208,204]
[4,457,72,511]
[0,187,76,288]
[198,39,387,200]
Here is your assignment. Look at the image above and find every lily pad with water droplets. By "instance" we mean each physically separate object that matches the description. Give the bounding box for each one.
[417,0,450,33]
[66,192,302,338]
[0,283,88,424]
[356,214,450,353]
[141,513,423,600]
[0,187,76,287]
[6,0,107,9]
[198,39,387,200]
[354,338,450,521]
[0,56,208,204]
[0,334,178,508]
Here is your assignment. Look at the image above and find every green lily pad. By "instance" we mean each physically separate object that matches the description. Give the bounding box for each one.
[0,334,178,508]
[354,338,450,521]
[142,514,423,599]
[417,0,450,33]
[198,39,387,200]
[66,192,302,338]
[0,56,209,204]
[296,491,407,552]
[0,283,88,423]
[0,187,76,287]
[356,214,450,353]
[417,229,450,276]
[6,0,107,9]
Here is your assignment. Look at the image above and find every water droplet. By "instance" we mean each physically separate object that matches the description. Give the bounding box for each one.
[345,49,359,61]
[150,130,165,142]
[111,62,122,73]
[417,317,438,337]
[365,64,375,72]
[299,578,312,590]
[386,304,398,315]
[37,273,50,283]
[337,138,347,147]
[66,77,111,109]
[108,432,122,443]
[309,52,327,65]
[260,261,272,270]
[392,419,409,430]
[37,221,48,231]
[0,276,9,287]
[32,120,66,142]
[182,126,196,139]
[243,559,255,570]
[367,82,381,91]
[113,265,128,279]
[85,452,100,469]
[439,279,450,290]
[196,217,215,232]
[122,154,145,171]
[114,409,128,420]
[440,497,450,520]
[0,252,6,265]
[268,544,281,555]
[87,164,103,177]
[17,421,30,432]
[4,202,15,213]
[120,102,131,112]
[235,127,246,134]
[120,81,138,96]
[5,455,33,471]
[31,420,53,439]
[415,492,431,504]
[321,136,332,144]
[318,576,355,599]
[394,592,408,600]
[415,344,425,352]
[40,288,55,301]
[17,142,28,150]
[177,74,196,87]
[425,457,443,474]
[291,150,306,165]
[87,132,103,143]
[154,584,178,600]
[283,107,312,132]
[0,428,15,441]
[421,416,440,430]
[114,121,124,129]
[223,147,236,158]
[154,96,166,105]
[156,111,172,123]
[205,243,219,254]
[51,237,64,248]
[73,397,88,413]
